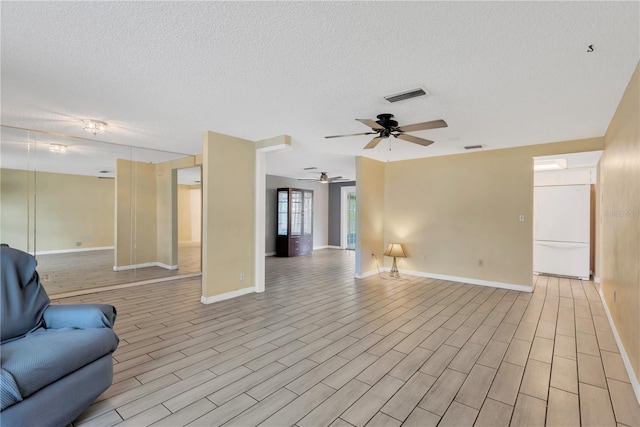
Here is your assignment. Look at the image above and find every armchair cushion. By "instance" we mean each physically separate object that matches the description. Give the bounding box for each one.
[43,304,117,329]
[0,369,22,410]
[0,328,119,400]
[0,246,49,343]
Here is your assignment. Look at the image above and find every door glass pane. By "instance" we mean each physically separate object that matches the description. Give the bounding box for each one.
[347,192,356,250]
[291,190,302,236]
[277,191,288,235]
[303,191,312,236]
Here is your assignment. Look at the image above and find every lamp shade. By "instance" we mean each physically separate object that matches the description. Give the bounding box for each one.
[383,243,406,258]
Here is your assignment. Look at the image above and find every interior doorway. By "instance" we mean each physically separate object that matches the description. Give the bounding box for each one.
[341,186,356,250]
[532,151,602,281]
[177,166,202,273]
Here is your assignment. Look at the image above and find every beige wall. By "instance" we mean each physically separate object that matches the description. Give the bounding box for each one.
[599,61,639,383]
[357,138,604,287]
[156,167,177,267]
[114,159,158,268]
[176,183,202,244]
[202,131,256,298]
[178,184,193,243]
[0,168,114,252]
[356,156,386,276]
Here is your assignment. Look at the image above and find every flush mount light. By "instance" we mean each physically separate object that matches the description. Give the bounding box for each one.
[533,158,567,171]
[83,120,108,135]
[48,143,68,154]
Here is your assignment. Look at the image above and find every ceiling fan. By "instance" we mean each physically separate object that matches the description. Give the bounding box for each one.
[325,113,447,149]
[299,172,348,184]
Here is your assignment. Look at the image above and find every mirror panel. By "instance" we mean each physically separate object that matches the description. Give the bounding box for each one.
[0,126,201,294]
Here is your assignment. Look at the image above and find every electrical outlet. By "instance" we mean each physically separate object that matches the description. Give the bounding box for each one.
[75,241,82,247]
[519,215,525,222]
[240,272,245,281]
[478,259,484,267]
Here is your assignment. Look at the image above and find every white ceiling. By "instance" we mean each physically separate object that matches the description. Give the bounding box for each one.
[2,2,638,182]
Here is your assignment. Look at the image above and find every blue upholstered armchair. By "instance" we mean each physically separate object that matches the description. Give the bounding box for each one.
[0,245,119,427]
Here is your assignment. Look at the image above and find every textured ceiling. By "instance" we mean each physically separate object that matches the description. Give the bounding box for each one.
[1,1,638,181]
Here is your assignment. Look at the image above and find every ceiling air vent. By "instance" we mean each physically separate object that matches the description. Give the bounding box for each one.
[464,145,484,150]
[384,88,428,103]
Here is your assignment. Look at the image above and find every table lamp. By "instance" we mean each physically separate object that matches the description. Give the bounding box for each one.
[383,243,406,278]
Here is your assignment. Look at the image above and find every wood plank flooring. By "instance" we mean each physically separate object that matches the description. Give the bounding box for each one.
[37,242,201,294]
[57,249,639,426]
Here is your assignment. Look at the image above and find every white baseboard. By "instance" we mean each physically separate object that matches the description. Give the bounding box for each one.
[313,245,331,250]
[201,286,254,304]
[355,270,380,279]
[265,252,276,257]
[398,269,533,292]
[50,272,202,300]
[327,245,342,250]
[113,261,177,271]
[594,276,601,284]
[599,288,640,404]
[178,240,200,245]
[30,246,114,256]
[356,268,532,292]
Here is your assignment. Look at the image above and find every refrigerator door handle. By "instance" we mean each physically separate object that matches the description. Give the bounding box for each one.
[535,241,589,249]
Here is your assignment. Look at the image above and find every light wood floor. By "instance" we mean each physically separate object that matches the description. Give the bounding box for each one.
[37,243,201,295]
[58,249,639,426]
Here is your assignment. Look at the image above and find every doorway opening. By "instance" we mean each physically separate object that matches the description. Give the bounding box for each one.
[341,186,356,250]
[177,166,202,274]
[532,151,602,281]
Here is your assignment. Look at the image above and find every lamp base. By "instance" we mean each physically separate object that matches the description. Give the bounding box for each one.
[390,256,400,278]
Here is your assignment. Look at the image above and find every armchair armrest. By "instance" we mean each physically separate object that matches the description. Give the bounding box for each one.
[43,304,117,329]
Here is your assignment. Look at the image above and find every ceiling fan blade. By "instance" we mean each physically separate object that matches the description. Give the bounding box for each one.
[356,119,385,130]
[397,119,448,133]
[329,178,350,182]
[328,176,343,180]
[325,131,377,139]
[298,179,319,182]
[364,136,386,149]
[395,133,434,147]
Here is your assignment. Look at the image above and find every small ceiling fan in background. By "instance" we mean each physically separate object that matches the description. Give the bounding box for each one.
[299,170,349,184]
[325,113,447,149]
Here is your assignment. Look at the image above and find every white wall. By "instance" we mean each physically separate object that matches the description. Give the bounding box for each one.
[265,174,329,254]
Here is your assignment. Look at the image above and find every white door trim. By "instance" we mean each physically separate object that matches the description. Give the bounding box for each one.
[254,144,289,293]
[341,186,356,249]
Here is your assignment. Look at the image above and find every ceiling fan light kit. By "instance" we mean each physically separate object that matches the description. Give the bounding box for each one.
[325,113,447,150]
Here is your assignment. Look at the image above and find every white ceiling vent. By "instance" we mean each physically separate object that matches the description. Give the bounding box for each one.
[384,88,428,103]
[464,145,484,150]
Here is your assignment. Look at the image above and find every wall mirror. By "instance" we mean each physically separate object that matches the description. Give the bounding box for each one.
[0,126,201,295]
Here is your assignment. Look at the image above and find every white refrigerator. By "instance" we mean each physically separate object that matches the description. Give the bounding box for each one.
[533,184,591,280]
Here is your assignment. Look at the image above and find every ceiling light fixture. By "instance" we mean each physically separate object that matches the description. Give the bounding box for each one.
[83,120,108,135]
[533,158,567,171]
[48,143,68,155]
[384,88,429,103]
